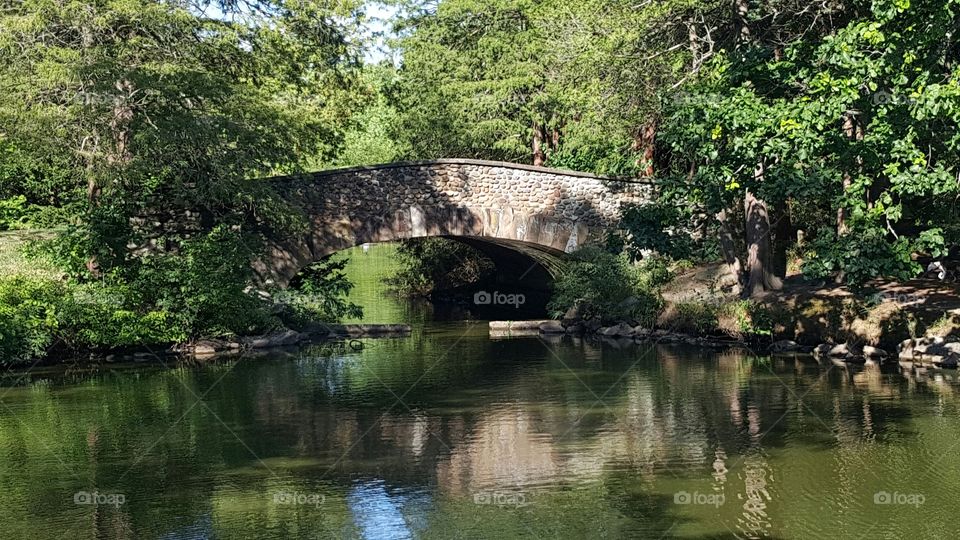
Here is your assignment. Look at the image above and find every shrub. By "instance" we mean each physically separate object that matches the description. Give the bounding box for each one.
[672,302,718,334]
[716,300,772,338]
[0,196,29,230]
[659,299,772,339]
[548,246,663,323]
[2,225,364,363]
[636,256,674,289]
[0,276,63,362]
[801,227,920,285]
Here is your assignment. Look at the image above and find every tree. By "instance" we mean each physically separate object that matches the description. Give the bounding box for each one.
[0,0,368,342]
[388,0,695,175]
[0,0,364,272]
[658,0,960,289]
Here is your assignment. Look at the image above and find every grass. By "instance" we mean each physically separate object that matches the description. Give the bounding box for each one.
[0,229,61,279]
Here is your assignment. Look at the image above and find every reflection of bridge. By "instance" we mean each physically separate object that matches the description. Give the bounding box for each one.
[255,159,654,286]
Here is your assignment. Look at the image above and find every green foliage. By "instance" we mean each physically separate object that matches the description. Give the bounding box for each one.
[0,196,29,230]
[635,256,675,290]
[0,275,189,363]
[546,142,644,178]
[672,302,719,334]
[0,276,62,362]
[387,238,495,296]
[285,258,364,323]
[717,299,773,337]
[801,227,919,285]
[656,0,960,285]
[389,0,675,173]
[0,139,83,227]
[620,202,696,261]
[0,0,370,360]
[327,66,411,168]
[547,246,663,324]
[126,226,276,339]
[667,299,771,338]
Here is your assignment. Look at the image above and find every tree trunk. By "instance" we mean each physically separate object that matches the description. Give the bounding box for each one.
[632,120,657,177]
[716,208,745,294]
[771,199,792,279]
[734,0,751,45]
[744,188,782,296]
[532,122,546,167]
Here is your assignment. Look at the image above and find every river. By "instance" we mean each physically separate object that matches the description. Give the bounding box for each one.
[0,244,957,539]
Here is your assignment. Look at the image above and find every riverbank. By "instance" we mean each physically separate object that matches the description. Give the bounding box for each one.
[536,262,960,368]
[0,232,416,366]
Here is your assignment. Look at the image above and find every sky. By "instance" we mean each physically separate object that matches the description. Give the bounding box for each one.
[362,3,401,65]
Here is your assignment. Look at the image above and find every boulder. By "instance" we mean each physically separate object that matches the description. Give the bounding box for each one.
[813,342,860,359]
[862,345,889,359]
[934,353,959,369]
[246,329,306,349]
[538,320,566,334]
[826,343,851,357]
[600,322,635,337]
[193,343,218,356]
[910,339,960,364]
[770,340,799,353]
[898,338,918,360]
[565,323,585,335]
[633,326,651,339]
[813,343,834,359]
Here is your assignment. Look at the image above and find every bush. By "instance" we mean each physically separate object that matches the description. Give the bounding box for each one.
[1,225,365,363]
[0,276,63,362]
[801,227,920,285]
[547,246,662,324]
[716,300,772,338]
[670,302,718,334]
[659,299,772,338]
[636,256,674,289]
[0,196,29,230]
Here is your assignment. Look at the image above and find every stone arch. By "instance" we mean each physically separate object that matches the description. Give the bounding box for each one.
[253,159,653,286]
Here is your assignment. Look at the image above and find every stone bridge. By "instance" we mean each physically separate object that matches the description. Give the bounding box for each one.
[255,159,654,286]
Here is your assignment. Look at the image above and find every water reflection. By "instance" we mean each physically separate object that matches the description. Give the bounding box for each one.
[0,329,958,538]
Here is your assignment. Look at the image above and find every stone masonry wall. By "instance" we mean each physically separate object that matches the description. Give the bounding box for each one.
[257,159,653,284]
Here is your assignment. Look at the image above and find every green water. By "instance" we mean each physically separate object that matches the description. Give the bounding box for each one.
[331,244,425,324]
[1,245,958,538]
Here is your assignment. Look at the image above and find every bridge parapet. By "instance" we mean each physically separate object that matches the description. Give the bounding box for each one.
[273,159,651,227]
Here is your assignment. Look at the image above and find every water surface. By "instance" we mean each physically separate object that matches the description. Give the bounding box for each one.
[0,245,956,539]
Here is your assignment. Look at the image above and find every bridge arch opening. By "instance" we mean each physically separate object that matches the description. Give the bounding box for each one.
[287,236,562,320]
